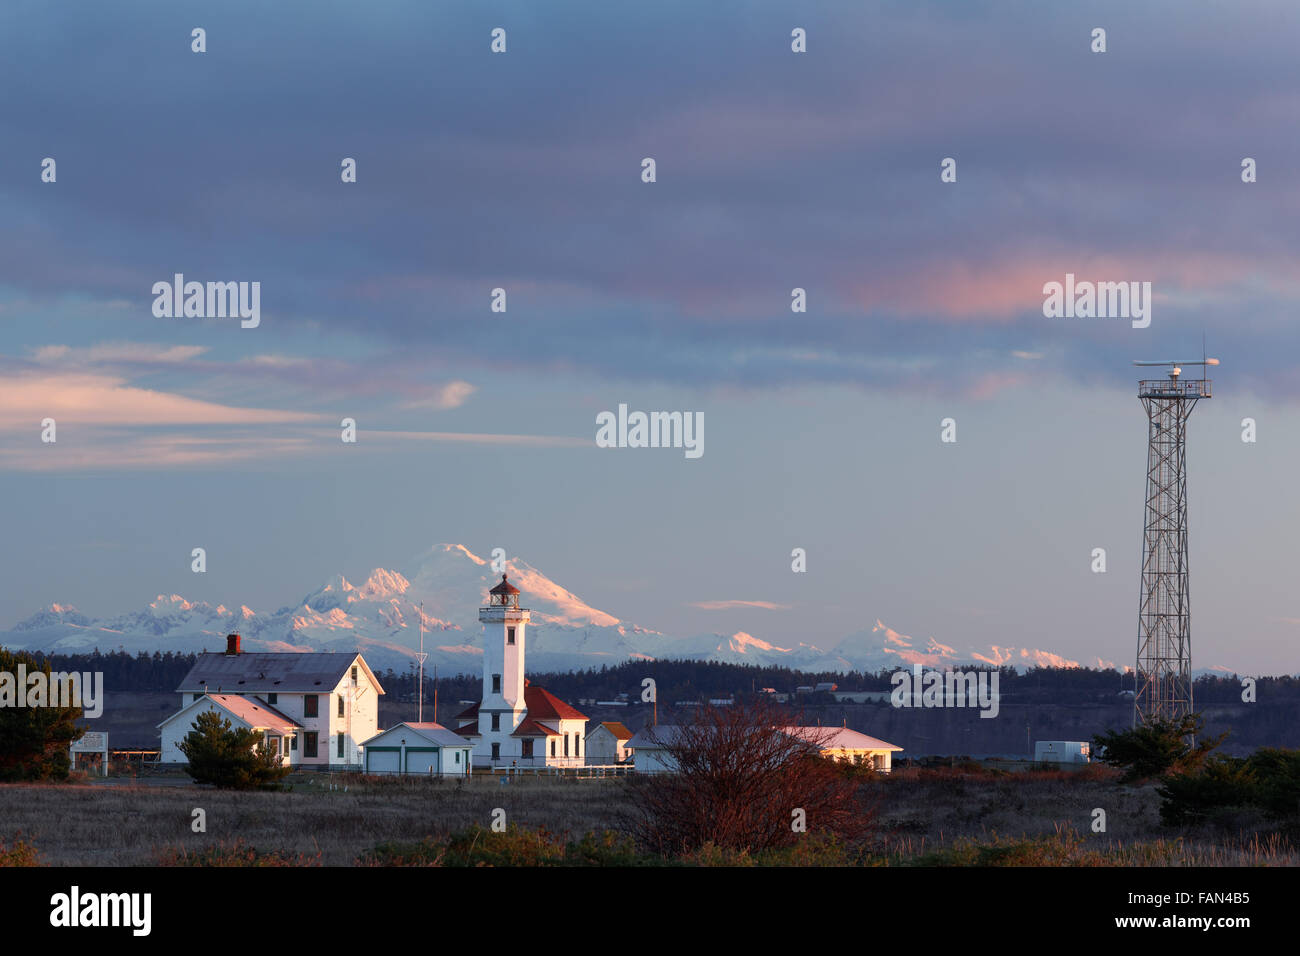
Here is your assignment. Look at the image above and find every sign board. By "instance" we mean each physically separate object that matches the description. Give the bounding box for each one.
[70,732,109,776]
[71,732,107,753]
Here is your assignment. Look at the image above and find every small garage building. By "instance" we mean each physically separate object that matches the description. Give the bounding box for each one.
[360,722,473,776]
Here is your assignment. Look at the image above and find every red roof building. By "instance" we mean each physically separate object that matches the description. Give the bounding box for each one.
[465,577,589,768]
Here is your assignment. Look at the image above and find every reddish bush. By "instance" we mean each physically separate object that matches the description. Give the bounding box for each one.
[624,701,878,856]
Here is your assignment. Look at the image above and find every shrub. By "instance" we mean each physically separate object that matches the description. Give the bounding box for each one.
[178,710,290,790]
[1158,747,1300,826]
[0,649,85,782]
[623,701,877,856]
[358,826,644,867]
[1156,757,1257,826]
[1244,748,1300,819]
[1092,714,1222,783]
[0,836,42,867]
[153,839,318,866]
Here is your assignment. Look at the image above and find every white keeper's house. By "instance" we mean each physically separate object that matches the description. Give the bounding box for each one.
[158,634,384,768]
[454,574,588,768]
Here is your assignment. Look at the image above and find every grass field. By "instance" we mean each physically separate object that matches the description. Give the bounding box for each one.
[2,764,1296,866]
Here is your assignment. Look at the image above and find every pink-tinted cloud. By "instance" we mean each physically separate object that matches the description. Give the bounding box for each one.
[690,600,792,611]
[0,371,320,429]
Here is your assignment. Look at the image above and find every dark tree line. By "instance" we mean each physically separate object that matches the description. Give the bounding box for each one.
[17,649,1299,717]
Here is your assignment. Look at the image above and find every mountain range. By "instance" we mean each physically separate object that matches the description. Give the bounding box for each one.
[1,543,1123,675]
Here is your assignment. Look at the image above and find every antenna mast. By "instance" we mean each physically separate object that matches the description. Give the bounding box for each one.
[416,600,428,723]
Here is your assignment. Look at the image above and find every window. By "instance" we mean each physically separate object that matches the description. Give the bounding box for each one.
[491,743,500,761]
[267,736,280,755]
[193,693,204,703]
[576,734,581,757]
[290,736,298,752]
[304,732,318,758]
[304,695,319,718]
[267,693,277,705]
[350,665,358,685]
[564,734,569,757]
[507,627,515,645]
[455,751,460,764]
[337,734,345,758]
[522,739,533,759]
[491,713,500,732]
[492,674,501,694]
[337,695,345,717]
[551,739,556,757]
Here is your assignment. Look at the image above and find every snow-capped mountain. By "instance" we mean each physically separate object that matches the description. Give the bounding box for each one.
[0,543,1110,675]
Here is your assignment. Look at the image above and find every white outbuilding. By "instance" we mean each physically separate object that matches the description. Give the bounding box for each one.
[1034,740,1091,764]
[585,721,634,765]
[625,724,903,774]
[359,722,473,776]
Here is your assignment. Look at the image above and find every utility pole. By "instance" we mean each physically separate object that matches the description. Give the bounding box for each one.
[416,600,428,723]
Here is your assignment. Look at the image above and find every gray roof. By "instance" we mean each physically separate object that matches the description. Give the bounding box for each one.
[360,722,472,749]
[625,724,901,752]
[176,652,383,694]
[625,725,689,749]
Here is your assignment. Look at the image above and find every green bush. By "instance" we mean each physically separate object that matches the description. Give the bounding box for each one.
[0,649,85,782]
[1092,714,1222,783]
[177,710,290,790]
[1157,757,1257,826]
[1158,747,1300,826]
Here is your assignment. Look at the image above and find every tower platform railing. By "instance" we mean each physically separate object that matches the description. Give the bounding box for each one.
[1138,379,1211,399]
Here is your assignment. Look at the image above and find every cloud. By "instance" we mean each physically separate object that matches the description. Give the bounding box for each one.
[0,371,320,429]
[368,430,588,448]
[0,433,319,471]
[398,380,476,411]
[29,343,209,365]
[690,600,792,611]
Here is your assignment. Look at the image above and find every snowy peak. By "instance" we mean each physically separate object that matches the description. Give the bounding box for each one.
[358,568,409,599]
[0,544,1120,676]
[13,604,91,631]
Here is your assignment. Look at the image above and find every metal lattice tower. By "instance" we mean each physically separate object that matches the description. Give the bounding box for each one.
[1132,357,1216,729]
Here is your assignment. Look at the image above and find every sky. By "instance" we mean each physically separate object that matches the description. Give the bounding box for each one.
[1,1,1298,674]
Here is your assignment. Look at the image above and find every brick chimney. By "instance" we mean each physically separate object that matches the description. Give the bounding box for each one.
[225,633,241,655]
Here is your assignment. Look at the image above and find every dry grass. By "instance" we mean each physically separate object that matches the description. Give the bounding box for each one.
[0,773,628,865]
[2,764,1295,866]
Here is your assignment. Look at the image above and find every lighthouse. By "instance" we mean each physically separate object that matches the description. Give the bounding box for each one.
[477,574,529,758]
[455,573,589,768]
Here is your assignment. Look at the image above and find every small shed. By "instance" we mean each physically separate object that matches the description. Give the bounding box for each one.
[1034,741,1091,764]
[360,722,472,776]
[585,721,634,765]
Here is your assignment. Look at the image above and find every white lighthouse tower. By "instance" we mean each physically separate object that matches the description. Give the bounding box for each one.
[455,572,589,768]
[477,574,530,762]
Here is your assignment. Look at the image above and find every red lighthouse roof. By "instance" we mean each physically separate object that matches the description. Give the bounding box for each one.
[488,574,520,596]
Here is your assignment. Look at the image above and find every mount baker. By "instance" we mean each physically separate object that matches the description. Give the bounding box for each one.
[1,544,1113,675]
